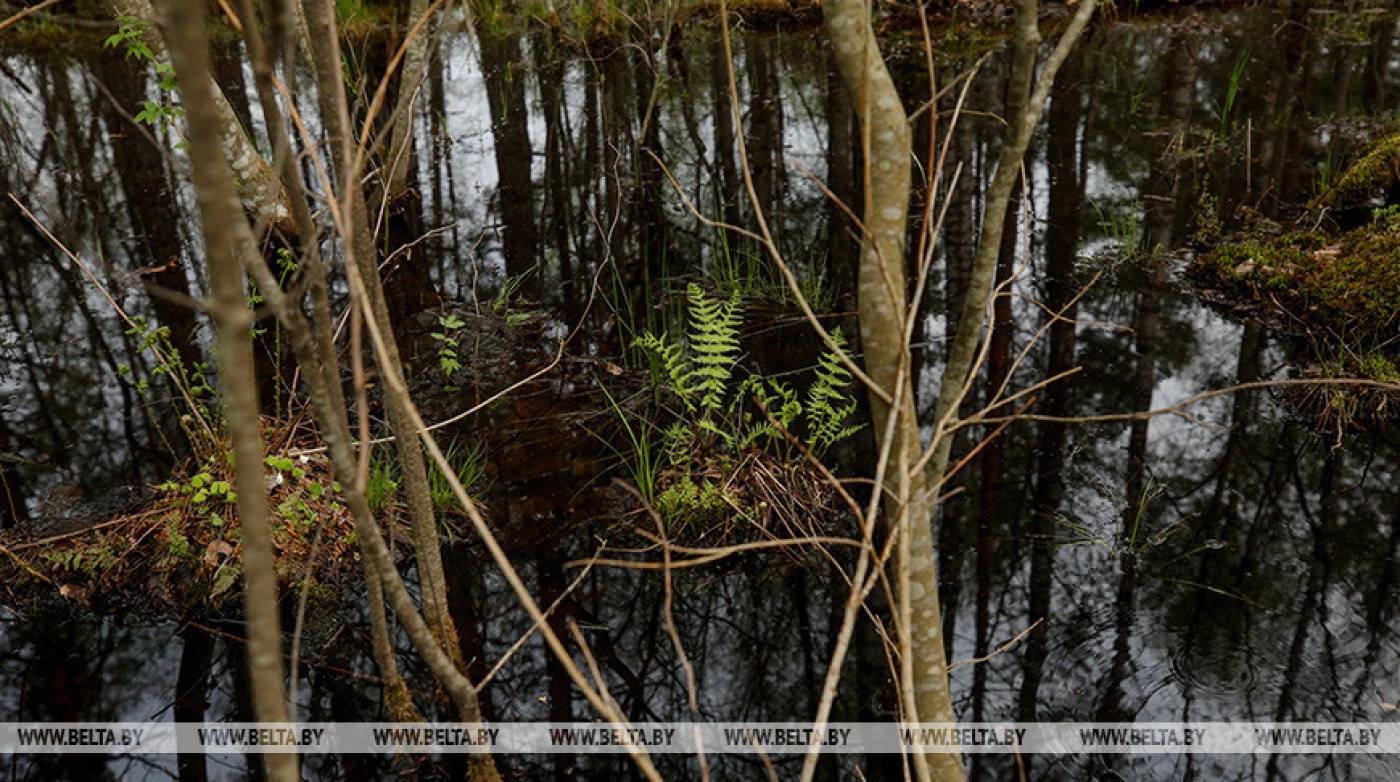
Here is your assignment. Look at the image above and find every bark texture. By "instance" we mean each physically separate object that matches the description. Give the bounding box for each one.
[821,2,961,780]
[301,0,462,666]
[823,1,1099,779]
[156,1,295,779]
[106,0,293,234]
[383,0,432,199]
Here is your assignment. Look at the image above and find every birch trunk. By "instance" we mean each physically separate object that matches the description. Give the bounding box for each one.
[107,0,293,235]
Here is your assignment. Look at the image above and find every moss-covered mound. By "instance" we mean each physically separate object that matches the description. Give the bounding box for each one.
[0,422,366,617]
[1191,218,1400,427]
[1192,225,1400,338]
[1315,130,1400,210]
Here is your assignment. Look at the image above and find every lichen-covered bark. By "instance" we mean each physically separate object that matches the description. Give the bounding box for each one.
[107,0,293,235]
[825,0,1099,778]
[822,1,961,780]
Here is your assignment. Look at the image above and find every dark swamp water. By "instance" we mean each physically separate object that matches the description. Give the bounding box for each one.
[3,4,1400,779]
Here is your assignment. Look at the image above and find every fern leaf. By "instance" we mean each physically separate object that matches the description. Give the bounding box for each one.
[687,283,742,417]
[805,328,865,454]
[636,331,695,412]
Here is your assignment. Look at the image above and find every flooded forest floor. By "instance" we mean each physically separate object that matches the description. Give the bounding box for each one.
[2,0,1400,779]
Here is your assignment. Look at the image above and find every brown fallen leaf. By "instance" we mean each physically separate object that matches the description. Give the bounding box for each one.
[1313,246,1341,263]
[203,540,235,566]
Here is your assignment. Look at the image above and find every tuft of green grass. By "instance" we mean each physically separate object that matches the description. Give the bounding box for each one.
[426,440,488,512]
[365,450,400,516]
[1315,130,1400,210]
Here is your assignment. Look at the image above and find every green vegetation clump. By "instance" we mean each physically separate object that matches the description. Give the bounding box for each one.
[1193,224,1400,337]
[1315,130,1400,210]
[1191,209,1400,428]
[611,283,863,542]
[0,424,363,616]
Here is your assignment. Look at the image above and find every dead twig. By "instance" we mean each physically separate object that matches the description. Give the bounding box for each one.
[0,0,61,32]
[947,619,1043,672]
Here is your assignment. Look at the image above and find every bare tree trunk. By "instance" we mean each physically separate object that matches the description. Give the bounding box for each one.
[243,4,501,773]
[821,3,962,780]
[823,2,1098,779]
[165,3,495,775]
[155,2,294,781]
[383,0,432,200]
[106,0,293,235]
[228,23,501,776]
[300,0,463,667]
[228,0,427,726]
[917,0,1096,727]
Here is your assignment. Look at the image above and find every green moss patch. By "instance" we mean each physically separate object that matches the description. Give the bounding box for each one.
[1191,219,1400,427]
[1193,225,1400,339]
[1316,130,1400,210]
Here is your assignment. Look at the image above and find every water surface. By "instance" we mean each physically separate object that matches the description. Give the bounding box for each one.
[2,5,1399,779]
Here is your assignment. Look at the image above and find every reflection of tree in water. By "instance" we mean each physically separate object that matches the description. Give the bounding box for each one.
[0,58,181,515]
[1,10,1399,779]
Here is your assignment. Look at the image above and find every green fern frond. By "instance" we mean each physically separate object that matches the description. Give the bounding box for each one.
[805,328,865,454]
[687,283,742,417]
[663,422,695,467]
[635,331,695,412]
[739,376,801,450]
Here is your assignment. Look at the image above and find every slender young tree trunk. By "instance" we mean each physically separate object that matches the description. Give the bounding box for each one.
[823,1,1098,779]
[915,0,1096,733]
[229,0,426,724]
[155,2,295,780]
[384,0,432,200]
[223,9,500,773]
[300,0,463,667]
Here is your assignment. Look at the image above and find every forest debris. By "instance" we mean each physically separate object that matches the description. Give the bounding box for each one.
[0,418,367,617]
